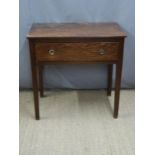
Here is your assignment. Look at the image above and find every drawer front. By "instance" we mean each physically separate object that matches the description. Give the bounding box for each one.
[35,42,120,62]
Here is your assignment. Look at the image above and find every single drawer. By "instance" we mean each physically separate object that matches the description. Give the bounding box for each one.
[35,42,120,62]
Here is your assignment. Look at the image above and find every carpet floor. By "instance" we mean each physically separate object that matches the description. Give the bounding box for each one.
[20,90,134,155]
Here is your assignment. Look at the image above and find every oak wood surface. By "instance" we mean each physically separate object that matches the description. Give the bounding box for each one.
[27,23,126,38]
[29,40,40,120]
[35,42,120,62]
[107,64,113,96]
[38,65,44,97]
[114,39,124,118]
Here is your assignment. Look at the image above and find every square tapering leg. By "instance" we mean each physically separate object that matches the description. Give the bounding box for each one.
[29,40,40,120]
[39,65,44,97]
[114,62,122,118]
[107,64,113,96]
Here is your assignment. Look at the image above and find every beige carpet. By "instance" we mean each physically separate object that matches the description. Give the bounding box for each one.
[20,90,134,155]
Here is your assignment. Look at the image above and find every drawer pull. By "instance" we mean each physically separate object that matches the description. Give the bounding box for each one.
[48,49,55,56]
[98,49,105,55]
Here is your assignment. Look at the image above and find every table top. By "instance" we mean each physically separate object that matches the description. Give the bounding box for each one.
[27,23,126,38]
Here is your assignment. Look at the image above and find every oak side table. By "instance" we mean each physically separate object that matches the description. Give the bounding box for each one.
[27,23,126,120]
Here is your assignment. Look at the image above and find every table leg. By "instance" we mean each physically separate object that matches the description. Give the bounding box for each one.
[114,62,122,118]
[29,40,40,120]
[107,64,113,96]
[39,65,44,97]
[31,65,40,120]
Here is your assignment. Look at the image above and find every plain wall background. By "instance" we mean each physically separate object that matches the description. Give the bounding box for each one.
[19,0,135,89]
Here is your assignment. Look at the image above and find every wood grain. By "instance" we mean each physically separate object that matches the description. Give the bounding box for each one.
[27,23,126,38]
[35,42,120,62]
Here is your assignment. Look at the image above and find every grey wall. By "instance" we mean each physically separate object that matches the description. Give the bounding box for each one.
[19,0,135,89]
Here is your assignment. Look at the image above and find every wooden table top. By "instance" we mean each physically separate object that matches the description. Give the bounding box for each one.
[27,23,126,38]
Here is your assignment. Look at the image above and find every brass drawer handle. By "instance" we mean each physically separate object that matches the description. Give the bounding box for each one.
[98,49,105,55]
[48,49,56,56]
